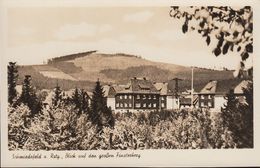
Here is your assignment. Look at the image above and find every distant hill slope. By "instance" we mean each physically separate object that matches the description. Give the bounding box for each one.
[17,51,235,92]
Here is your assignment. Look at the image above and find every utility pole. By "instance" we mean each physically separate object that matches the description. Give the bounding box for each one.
[191,67,194,109]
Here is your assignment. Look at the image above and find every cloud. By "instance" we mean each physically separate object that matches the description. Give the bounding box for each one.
[123,10,154,23]
[55,22,113,40]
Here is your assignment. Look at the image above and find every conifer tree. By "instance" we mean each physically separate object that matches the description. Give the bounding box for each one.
[52,84,63,108]
[80,89,89,113]
[19,75,42,116]
[90,80,114,129]
[8,62,18,105]
[221,84,253,148]
[71,87,81,111]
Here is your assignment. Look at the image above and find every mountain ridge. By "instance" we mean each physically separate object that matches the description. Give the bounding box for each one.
[17,51,235,92]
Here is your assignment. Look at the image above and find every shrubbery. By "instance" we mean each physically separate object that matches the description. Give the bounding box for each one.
[8,104,238,150]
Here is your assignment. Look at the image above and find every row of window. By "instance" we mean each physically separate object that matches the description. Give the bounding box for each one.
[116,103,132,108]
[119,95,132,99]
[116,102,158,108]
[201,95,213,99]
[118,94,158,100]
[201,102,212,107]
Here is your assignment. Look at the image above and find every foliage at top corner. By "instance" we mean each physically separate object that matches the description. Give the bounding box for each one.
[169,6,253,64]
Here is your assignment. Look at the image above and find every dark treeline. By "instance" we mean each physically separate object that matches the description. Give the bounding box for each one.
[17,66,95,91]
[47,50,97,64]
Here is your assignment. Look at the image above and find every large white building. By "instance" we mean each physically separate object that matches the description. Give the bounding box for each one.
[198,80,252,111]
[103,78,179,112]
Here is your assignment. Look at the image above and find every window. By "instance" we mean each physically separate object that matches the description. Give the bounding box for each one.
[161,96,164,100]
[129,95,132,99]
[153,103,157,107]
[201,102,204,107]
[125,95,128,99]
[161,103,165,108]
[120,95,123,99]
[201,95,205,99]
[125,103,128,107]
[148,103,152,107]
[143,95,146,99]
[137,95,140,99]
[129,103,132,107]
[143,103,146,108]
[208,95,211,99]
[120,103,123,107]
[208,102,212,107]
[135,103,141,108]
[148,95,151,99]
[153,95,156,99]
[116,103,119,107]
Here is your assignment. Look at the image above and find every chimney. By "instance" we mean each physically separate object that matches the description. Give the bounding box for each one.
[143,77,146,80]
[133,77,137,80]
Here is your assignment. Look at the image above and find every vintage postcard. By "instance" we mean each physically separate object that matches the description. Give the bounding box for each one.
[1,0,260,167]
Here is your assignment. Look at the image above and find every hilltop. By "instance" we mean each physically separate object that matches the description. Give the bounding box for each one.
[17,51,235,92]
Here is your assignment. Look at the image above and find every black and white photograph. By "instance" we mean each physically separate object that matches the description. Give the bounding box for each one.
[1,0,260,167]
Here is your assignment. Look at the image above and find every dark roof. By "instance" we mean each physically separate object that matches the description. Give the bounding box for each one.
[118,77,160,94]
[153,82,173,95]
[199,79,250,95]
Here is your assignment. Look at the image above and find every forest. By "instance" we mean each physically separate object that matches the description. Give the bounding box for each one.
[8,62,253,150]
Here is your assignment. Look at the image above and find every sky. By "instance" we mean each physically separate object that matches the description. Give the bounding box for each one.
[6,6,252,70]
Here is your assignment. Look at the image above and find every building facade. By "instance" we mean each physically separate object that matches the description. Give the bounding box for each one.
[198,80,252,111]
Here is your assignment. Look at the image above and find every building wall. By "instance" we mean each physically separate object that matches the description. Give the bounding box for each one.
[166,96,173,109]
[166,96,179,110]
[133,93,160,110]
[115,94,134,109]
[199,94,215,108]
[107,97,115,110]
[159,95,167,109]
[115,93,160,111]
[214,95,226,110]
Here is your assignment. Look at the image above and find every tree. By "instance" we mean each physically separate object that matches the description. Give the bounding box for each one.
[90,80,114,129]
[221,84,253,148]
[8,62,18,105]
[52,84,63,108]
[170,6,253,73]
[19,75,42,116]
[70,88,90,114]
[8,104,31,150]
[80,89,90,114]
